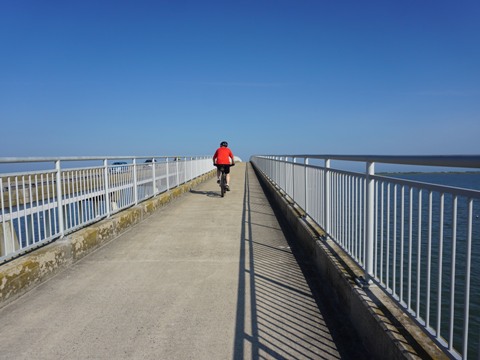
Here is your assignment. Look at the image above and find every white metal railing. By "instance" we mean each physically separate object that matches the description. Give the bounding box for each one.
[251,154,480,360]
[0,156,214,263]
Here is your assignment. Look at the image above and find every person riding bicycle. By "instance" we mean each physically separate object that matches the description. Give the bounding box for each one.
[213,141,235,191]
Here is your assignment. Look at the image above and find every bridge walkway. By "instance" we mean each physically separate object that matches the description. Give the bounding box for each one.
[0,163,369,359]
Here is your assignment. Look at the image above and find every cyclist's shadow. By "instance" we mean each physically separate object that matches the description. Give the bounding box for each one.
[189,189,222,198]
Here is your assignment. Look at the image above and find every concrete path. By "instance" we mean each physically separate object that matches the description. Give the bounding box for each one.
[0,163,369,359]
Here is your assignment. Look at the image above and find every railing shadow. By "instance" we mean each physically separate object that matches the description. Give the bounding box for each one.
[233,164,370,359]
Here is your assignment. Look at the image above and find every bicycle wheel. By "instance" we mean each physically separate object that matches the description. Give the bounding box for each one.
[220,172,226,197]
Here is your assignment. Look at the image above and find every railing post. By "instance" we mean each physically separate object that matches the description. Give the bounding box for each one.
[365,161,375,283]
[133,158,138,205]
[278,156,281,184]
[292,157,296,203]
[152,158,157,196]
[176,158,179,187]
[55,160,65,237]
[274,157,278,183]
[166,158,170,190]
[324,159,331,236]
[104,159,111,217]
[304,157,309,216]
[184,157,187,184]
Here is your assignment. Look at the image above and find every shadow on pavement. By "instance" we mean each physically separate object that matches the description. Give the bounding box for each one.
[189,189,222,198]
[233,163,370,360]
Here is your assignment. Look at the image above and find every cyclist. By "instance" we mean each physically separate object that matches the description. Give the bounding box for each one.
[213,141,235,191]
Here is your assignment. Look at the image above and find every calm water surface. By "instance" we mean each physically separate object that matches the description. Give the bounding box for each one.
[388,172,480,358]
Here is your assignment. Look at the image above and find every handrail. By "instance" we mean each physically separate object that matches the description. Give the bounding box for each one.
[254,154,480,168]
[0,156,189,163]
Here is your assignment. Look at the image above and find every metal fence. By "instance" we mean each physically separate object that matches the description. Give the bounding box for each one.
[0,156,214,263]
[250,154,480,360]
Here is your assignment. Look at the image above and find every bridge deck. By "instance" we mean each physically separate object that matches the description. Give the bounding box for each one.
[0,163,369,359]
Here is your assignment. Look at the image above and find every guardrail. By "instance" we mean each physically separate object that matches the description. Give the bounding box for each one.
[0,156,214,263]
[250,154,480,360]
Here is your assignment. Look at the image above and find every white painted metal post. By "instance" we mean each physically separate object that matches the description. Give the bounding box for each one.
[152,158,157,196]
[55,160,65,237]
[462,198,473,358]
[166,158,170,190]
[176,158,179,187]
[133,159,138,205]
[184,157,187,184]
[104,159,111,217]
[324,159,331,235]
[279,156,282,186]
[276,157,280,186]
[292,157,296,203]
[365,161,375,283]
[304,157,309,215]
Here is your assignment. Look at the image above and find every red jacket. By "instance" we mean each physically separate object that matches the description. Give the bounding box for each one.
[213,147,234,165]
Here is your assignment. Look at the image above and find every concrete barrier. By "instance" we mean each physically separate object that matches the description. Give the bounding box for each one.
[0,170,215,309]
[251,163,447,360]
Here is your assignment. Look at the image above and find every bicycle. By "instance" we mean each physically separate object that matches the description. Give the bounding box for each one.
[217,163,235,197]
[219,166,227,197]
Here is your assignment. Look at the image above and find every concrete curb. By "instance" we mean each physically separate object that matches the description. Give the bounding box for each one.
[251,163,448,360]
[0,170,215,309]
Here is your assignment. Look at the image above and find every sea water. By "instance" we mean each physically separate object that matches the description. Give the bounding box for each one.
[389,172,480,358]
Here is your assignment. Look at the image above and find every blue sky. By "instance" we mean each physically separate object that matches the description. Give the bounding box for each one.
[1,0,479,161]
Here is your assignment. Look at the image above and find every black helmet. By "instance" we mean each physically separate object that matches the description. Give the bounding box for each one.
[220,141,228,147]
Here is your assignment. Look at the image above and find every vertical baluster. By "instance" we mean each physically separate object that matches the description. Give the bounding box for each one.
[393,184,397,296]
[166,158,170,191]
[416,189,423,320]
[400,185,405,303]
[380,182,384,285]
[323,159,331,236]
[462,198,473,359]
[408,187,413,310]
[34,175,40,242]
[0,178,5,255]
[133,159,138,205]
[365,162,375,281]
[449,195,457,350]
[426,191,433,328]
[40,174,47,238]
[374,180,378,278]
[22,176,30,246]
[55,160,64,238]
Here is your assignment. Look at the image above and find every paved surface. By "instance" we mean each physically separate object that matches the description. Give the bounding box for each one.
[0,163,369,359]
